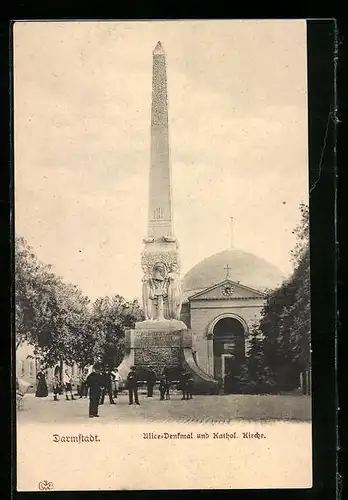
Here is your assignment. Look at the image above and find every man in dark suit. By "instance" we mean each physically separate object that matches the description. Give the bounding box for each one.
[162,368,170,400]
[187,374,194,399]
[159,375,167,401]
[86,364,103,418]
[127,366,140,405]
[180,370,193,400]
[180,370,189,400]
[146,366,156,397]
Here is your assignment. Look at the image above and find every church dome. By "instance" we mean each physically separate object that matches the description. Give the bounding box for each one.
[182,248,285,297]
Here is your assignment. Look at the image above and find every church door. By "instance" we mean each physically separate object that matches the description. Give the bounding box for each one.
[212,317,245,394]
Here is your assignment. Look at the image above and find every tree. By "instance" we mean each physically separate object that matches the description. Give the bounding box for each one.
[15,236,61,350]
[234,324,277,394]
[260,203,310,390]
[15,236,93,368]
[291,203,309,266]
[15,236,148,373]
[35,281,92,369]
[234,203,310,394]
[89,295,144,368]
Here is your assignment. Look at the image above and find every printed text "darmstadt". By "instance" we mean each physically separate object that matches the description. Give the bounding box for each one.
[52,434,100,443]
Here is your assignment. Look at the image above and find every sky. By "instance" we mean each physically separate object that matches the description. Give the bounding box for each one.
[14,20,309,301]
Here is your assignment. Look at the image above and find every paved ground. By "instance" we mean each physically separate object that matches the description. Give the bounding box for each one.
[17,390,311,423]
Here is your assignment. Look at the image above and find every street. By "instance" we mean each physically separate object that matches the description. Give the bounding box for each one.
[17,390,311,424]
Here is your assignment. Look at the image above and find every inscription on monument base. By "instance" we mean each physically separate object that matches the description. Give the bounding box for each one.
[133,330,181,348]
[133,330,183,373]
[134,347,181,370]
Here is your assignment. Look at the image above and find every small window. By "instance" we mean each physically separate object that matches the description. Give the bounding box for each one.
[21,360,25,376]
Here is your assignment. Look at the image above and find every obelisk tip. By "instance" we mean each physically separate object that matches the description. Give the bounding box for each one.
[153,41,165,55]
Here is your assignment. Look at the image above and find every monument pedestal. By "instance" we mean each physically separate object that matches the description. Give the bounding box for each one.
[117,320,218,394]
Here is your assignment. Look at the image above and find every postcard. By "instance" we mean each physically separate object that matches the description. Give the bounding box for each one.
[14,19,312,491]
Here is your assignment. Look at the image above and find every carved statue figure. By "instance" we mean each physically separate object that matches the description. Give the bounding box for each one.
[166,263,183,320]
[151,262,168,321]
[141,256,183,322]
[141,265,154,320]
[152,262,167,294]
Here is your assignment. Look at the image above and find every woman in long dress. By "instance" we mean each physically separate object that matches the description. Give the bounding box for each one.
[35,369,48,397]
[166,263,182,320]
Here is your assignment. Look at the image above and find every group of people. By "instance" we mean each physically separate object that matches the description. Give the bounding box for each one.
[85,365,196,417]
[84,364,132,417]
[143,367,194,402]
[179,370,194,401]
[34,368,76,401]
[34,364,195,418]
[34,366,122,405]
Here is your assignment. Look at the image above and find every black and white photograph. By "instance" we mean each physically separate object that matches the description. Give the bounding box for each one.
[14,19,312,490]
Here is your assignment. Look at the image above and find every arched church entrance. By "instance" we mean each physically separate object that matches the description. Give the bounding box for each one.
[212,317,246,394]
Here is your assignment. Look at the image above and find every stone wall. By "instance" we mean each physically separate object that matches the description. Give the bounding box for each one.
[180,302,191,328]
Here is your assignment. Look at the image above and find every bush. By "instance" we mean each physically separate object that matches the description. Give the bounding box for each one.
[233,363,277,395]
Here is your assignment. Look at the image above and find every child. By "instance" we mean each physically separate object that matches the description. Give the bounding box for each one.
[63,369,75,400]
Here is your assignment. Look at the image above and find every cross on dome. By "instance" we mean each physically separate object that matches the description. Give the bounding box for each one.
[224,264,232,279]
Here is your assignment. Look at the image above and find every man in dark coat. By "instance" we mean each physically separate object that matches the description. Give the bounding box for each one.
[159,375,167,401]
[180,370,189,400]
[86,364,103,417]
[99,366,116,405]
[146,367,156,397]
[127,366,140,405]
[79,369,88,398]
[187,374,194,399]
[161,368,170,400]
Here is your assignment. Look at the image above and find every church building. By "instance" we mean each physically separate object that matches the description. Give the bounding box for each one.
[180,247,283,387]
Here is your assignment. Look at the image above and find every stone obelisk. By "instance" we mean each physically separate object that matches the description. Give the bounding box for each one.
[148,41,173,240]
[141,41,182,325]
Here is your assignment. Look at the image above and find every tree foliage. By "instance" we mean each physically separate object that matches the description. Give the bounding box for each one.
[233,324,277,394]
[261,203,310,390]
[15,236,61,350]
[234,203,310,393]
[89,295,144,367]
[15,236,144,370]
[290,203,309,266]
[15,236,91,367]
[263,204,310,388]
